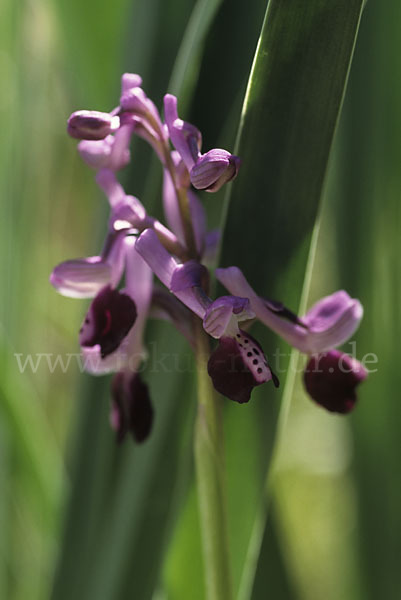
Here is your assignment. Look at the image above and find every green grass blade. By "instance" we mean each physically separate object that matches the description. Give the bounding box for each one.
[168,0,223,105]
[216,0,365,597]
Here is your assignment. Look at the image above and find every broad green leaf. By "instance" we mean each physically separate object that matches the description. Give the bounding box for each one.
[216,0,365,597]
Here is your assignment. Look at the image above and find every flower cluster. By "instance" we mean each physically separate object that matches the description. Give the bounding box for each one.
[51,74,367,443]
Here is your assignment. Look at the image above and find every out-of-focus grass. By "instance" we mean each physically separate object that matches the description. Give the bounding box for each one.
[0,0,131,597]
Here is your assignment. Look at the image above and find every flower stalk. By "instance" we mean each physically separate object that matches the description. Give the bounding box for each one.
[194,320,233,600]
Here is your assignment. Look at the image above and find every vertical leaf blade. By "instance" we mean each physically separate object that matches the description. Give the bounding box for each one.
[217,1,365,597]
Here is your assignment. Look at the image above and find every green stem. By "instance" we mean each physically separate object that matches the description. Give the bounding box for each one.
[194,323,233,600]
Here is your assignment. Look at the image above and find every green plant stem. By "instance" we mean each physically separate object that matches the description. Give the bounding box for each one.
[194,322,232,600]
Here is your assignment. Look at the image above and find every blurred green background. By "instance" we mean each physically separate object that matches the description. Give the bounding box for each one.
[0,0,400,599]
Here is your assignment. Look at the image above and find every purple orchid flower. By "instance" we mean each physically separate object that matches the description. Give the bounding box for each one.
[216,266,367,413]
[304,350,367,414]
[52,72,368,443]
[111,371,153,443]
[135,229,278,404]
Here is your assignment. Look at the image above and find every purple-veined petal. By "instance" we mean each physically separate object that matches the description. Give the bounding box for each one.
[120,88,163,132]
[51,232,127,299]
[302,291,363,353]
[203,296,254,339]
[67,110,120,140]
[170,260,208,292]
[109,196,147,231]
[79,285,137,358]
[101,231,127,288]
[262,299,304,326]
[50,257,112,298]
[207,331,278,404]
[217,267,363,354]
[188,190,206,255]
[169,261,210,317]
[125,236,153,312]
[96,168,126,208]
[111,371,153,443]
[135,229,177,288]
[135,229,208,318]
[190,149,241,192]
[216,266,307,347]
[174,151,191,188]
[121,73,143,93]
[164,94,201,171]
[123,236,153,365]
[304,350,367,414]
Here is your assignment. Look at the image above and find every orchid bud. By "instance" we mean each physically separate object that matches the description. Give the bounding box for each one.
[121,73,143,94]
[67,110,120,140]
[190,149,241,192]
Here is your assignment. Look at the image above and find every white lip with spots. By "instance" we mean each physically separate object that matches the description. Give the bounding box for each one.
[234,330,272,384]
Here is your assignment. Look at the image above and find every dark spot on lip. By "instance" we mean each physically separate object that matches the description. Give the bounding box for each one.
[253,348,259,355]
[257,368,262,374]
[253,359,258,365]
[247,352,252,357]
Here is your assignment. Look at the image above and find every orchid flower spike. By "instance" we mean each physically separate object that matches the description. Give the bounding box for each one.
[53,72,368,444]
